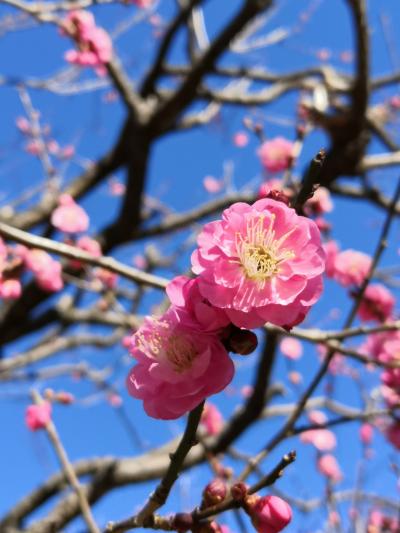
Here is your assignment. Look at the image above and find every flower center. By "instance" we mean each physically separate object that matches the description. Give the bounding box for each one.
[166,334,198,373]
[235,214,295,285]
[136,318,198,373]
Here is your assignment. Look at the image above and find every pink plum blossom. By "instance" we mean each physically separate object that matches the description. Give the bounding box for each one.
[59,145,75,159]
[279,337,303,359]
[316,48,331,61]
[108,179,126,196]
[25,140,42,156]
[203,176,223,194]
[23,248,64,292]
[35,260,64,292]
[258,178,292,202]
[0,278,22,300]
[25,402,52,431]
[317,454,342,482]
[288,371,302,385]
[308,410,327,425]
[191,199,325,330]
[300,429,337,451]
[62,11,112,75]
[200,403,224,435]
[47,139,59,154]
[304,187,333,216]
[323,240,340,278]
[257,137,294,173]
[357,283,395,322]
[94,268,118,289]
[166,275,230,334]
[248,495,292,533]
[332,249,372,287]
[16,116,31,134]
[233,131,249,147]
[126,308,234,419]
[70,235,102,269]
[51,194,89,234]
[381,384,400,408]
[360,423,374,445]
[131,0,154,7]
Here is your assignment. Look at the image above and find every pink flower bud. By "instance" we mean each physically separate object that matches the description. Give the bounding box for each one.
[25,401,52,431]
[247,495,292,533]
[57,391,75,405]
[359,423,373,445]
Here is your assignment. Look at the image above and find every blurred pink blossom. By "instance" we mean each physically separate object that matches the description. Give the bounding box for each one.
[317,454,342,482]
[203,176,223,194]
[257,137,294,173]
[279,337,303,360]
[300,429,336,451]
[16,116,31,134]
[307,410,327,426]
[357,283,395,322]
[201,403,224,435]
[25,402,52,431]
[332,249,371,287]
[359,423,374,445]
[233,131,249,147]
[51,194,89,233]
[0,278,22,300]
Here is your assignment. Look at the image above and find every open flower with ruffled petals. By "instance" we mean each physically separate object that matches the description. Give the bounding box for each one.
[191,199,325,330]
[51,194,89,234]
[166,275,230,334]
[126,308,234,419]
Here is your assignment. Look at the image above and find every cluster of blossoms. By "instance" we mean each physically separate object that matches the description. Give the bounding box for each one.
[0,194,118,299]
[324,241,400,451]
[127,197,325,419]
[16,115,75,160]
[300,410,343,483]
[195,479,292,533]
[61,10,112,75]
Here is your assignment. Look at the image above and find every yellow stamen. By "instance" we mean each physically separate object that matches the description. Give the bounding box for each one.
[235,215,295,286]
